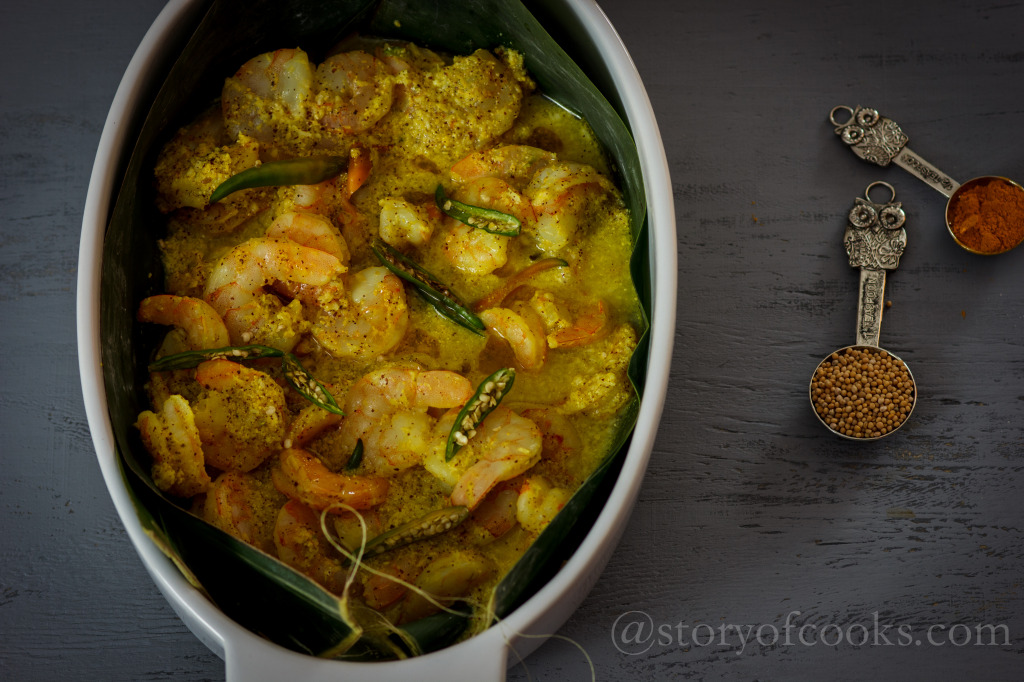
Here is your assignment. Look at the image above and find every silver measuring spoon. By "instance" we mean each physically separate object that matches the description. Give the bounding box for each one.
[830,105,1024,255]
[810,182,918,440]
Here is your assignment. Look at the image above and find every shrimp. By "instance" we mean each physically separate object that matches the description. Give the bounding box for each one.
[362,557,418,611]
[478,306,547,370]
[273,499,348,594]
[266,211,350,264]
[314,51,394,134]
[136,394,211,498]
[265,211,350,304]
[399,549,496,623]
[450,145,556,185]
[338,366,474,475]
[152,106,261,213]
[204,237,344,315]
[378,197,435,248]
[203,236,344,347]
[527,292,609,349]
[447,146,618,256]
[222,48,314,147]
[138,294,230,351]
[310,266,409,361]
[440,177,533,276]
[465,486,520,544]
[433,50,523,145]
[524,162,615,254]
[285,402,343,450]
[561,323,638,418]
[191,359,287,472]
[282,176,360,230]
[428,406,543,510]
[515,475,572,535]
[442,220,509,276]
[202,470,282,553]
[273,447,389,512]
[519,408,583,465]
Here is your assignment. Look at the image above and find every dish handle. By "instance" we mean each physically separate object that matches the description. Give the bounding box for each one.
[223,632,511,682]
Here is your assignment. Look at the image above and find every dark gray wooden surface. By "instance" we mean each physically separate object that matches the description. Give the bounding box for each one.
[2,0,1022,679]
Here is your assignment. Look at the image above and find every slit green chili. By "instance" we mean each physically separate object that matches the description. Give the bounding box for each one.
[370,240,485,334]
[147,345,342,415]
[362,506,470,558]
[435,184,521,236]
[209,155,348,204]
[147,344,284,371]
[344,439,364,471]
[445,368,516,461]
[281,353,344,415]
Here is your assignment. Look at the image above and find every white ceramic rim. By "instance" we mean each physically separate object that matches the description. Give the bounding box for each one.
[77,0,676,679]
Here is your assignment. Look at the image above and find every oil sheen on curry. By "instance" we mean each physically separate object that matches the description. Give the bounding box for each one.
[135,37,640,640]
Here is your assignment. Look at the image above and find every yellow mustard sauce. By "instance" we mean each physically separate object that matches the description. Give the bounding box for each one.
[138,38,641,641]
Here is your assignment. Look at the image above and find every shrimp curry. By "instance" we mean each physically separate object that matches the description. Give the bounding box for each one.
[136,37,640,643]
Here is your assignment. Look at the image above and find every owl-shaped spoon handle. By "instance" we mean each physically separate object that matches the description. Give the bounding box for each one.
[830,105,961,198]
[842,182,907,347]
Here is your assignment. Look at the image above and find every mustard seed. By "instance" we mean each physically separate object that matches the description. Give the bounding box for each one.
[811,346,915,438]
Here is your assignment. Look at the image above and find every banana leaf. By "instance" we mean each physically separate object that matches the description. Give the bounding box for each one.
[100,0,651,659]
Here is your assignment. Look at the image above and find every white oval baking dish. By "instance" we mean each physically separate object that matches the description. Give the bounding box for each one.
[78,1,675,679]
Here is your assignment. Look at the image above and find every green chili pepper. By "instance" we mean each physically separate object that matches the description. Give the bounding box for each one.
[362,506,470,557]
[371,240,486,334]
[446,368,516,461]
[344,439,364,471]
[435,184,521,236]
[209,155,348,204]
[281,353,344,416]
[147,344,284,371]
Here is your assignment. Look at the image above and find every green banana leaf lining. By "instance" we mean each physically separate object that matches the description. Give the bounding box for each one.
[100,0,651,658]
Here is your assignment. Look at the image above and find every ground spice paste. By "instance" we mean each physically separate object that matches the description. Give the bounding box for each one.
[133,37,641,646]
[946,177,1024,254]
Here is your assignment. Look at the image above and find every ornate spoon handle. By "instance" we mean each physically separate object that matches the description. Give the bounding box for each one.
[830,105,961,197]
[855,268,886,347]
[842,181,907,347]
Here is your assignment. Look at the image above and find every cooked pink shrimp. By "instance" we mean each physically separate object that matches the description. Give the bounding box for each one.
[441,177,534,276]
[447,406,543,510]
[338,366,473,475]
[478,306,548,370]
[519,408,583,464]
[525,162,614,254]
[450,145,556,185]
[203,236,344,347]
[204,237,344,316]
[273,499,348,594]
[434,50,523,144]
[137,294,230,350]
[447,145,617,256]
[362,557,418,611]
[315,51,394,134]
[266,211,350,264]
[515,475,572,535]
[222,48,314,145]
[378,197,436,248]
[202,470,280,553]
[153,107,260,212]
[466,487,520,543]
[191,359,287,472]
[285,403,343,450]
[136,394,211,498]
[273,447,389,512]
[310,266,409,361]
[442,220,509,276]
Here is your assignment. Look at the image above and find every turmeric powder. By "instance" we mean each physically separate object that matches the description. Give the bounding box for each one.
[947,177,1024,254]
